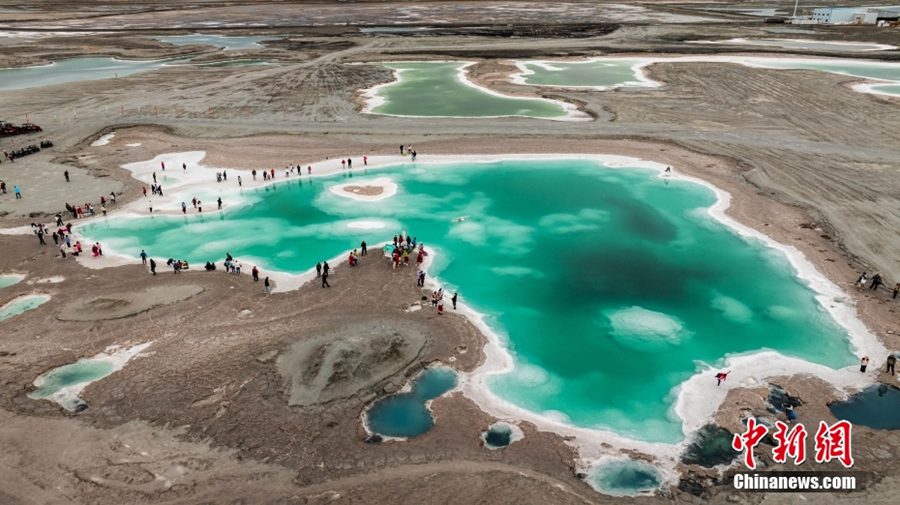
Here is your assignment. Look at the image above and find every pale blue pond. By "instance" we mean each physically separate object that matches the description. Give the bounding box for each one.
[0,57,174,92]
[156,34,278,50]
[366,367,458,438]
[589,459,663,496]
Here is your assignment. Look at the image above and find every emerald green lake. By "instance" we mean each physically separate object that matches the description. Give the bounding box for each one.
[80,159,855,442]
[368,62,574,118]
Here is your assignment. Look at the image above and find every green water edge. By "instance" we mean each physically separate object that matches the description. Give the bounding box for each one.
[79,158,857,443]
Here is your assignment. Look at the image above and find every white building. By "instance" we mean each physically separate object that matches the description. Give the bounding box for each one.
[809,5,900,24]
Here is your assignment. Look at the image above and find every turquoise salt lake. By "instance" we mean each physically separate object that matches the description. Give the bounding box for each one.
[80,159,856,443]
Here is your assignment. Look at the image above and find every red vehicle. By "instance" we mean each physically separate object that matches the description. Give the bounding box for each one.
[0,121,43,137]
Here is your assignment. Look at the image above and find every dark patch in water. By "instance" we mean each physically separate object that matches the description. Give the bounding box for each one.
[681,424,738,468]
[829,384,900,430]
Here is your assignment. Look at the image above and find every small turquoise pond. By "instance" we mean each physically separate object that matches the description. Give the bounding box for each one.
[589,459,663,496]
[366,367,458,438]
[829,384,900,430]
[28,360,115,400]
[0,274,24,289]
[0,294,50,321]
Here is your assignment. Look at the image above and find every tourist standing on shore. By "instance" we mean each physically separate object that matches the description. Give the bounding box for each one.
[263,277,271,295]
[451,292,458,310]
[361,240,367,256]
[182,202,187,214]
[856,272,867,290]
[321,270,330,288]
[217,197,222,210]
[869,274,883,291]
[323,261,330,276]
[417,270,425,287]
[64,170,69,182]
[140,249,147,265]
[860,356,869,372]
[886,355,896,375]
[893,283,899,299]
[252,266,259,282]
[316,262,322,277]
[715,370,730,386]
[14,185,21,199]
[150,258,156,275]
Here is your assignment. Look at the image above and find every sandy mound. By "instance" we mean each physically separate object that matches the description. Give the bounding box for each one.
[343,185,384,196]
[57,285,204,321]
[277,322,426,407]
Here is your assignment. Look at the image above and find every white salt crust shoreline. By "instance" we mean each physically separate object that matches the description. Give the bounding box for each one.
[6,150,888,491]
[511,54,900,97]
[689,38,898,52]
[359,61,590,121]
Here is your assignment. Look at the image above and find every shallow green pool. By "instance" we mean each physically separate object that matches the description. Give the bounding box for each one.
[80,159,856,442]
[368,62,573,118]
